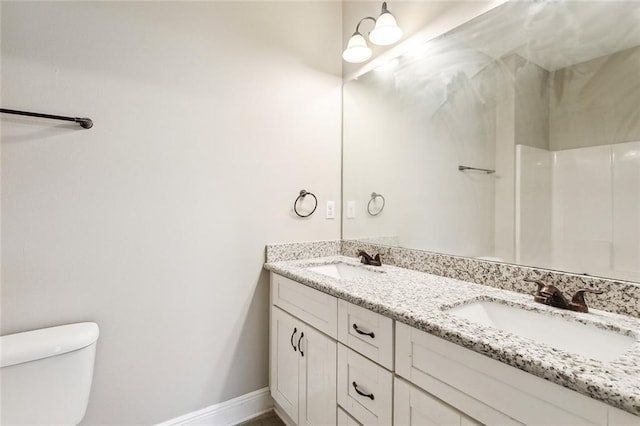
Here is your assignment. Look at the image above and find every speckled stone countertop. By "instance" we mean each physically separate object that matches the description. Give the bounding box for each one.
[264,255,640,416]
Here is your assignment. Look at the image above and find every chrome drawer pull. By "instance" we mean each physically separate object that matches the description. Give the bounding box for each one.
[353,323,375,338]
[352,381,375,400]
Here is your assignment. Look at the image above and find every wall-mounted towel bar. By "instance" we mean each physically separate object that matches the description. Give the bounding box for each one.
[0,108,93,129]
[458,165,495,174]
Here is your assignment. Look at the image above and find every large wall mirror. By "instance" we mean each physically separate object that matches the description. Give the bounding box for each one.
[342,0,640,283]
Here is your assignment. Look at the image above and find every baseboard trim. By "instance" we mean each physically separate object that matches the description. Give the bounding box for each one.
[157,387,273,426]
[273,403,296,426]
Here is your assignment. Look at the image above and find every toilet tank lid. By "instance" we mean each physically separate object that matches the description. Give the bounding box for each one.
[1,322,99,368]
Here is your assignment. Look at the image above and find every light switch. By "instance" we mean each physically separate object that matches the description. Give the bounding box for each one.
[347,201,356,218]
[326,201,336,219]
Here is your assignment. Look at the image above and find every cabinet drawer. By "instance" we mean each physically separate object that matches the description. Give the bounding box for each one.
[271,273,338,338]
[396,322,613,425]
[338,407,362,426]
[394,376,481,426]
[338,299,394,370]
[337,344,393,426]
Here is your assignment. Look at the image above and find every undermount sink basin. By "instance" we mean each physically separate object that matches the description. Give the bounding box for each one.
[447,301,635,362]
[306,262,383,280]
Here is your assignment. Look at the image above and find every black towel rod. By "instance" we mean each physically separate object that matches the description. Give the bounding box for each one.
[0,108,93,129]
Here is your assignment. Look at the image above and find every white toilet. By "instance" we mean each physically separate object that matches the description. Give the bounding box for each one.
[0,322,100,425]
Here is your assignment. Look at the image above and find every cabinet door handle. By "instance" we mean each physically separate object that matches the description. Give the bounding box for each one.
[290,328,297,351]
[352,323,375,338]
[298,332,304,357]
[352,381,375,400]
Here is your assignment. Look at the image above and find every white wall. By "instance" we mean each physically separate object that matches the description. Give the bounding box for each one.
[1,2,342,424]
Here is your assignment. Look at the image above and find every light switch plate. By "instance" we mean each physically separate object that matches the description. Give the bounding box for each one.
[347,201,356,218]
[326,201,336,219]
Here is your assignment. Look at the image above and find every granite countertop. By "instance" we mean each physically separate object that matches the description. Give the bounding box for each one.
[264,255,640,416]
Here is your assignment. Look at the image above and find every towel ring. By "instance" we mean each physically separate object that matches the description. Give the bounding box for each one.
[367,192,385,216]
[294,190,317,218]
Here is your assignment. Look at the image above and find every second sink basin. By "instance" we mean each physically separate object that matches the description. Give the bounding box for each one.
[447,300,635,362]
[306,262,383,280]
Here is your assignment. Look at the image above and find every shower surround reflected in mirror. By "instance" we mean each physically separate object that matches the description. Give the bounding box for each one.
[342,0,640,283]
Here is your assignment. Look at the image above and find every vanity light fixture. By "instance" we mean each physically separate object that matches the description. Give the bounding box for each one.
[342,30,373,63]
[342,2,403,64]
[369,2,403,46]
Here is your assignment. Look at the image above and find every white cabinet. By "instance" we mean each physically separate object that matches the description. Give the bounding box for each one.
[338,300,394,370]
[395,322,640,426]
[338,407,362,426]
[270,272,640,426]
[337,344,393,426]
[609,407,640,425]
[299,324,337,426]
[270,306,336,426]
[272,273,338,338]
[271,307,303,421]
[394,377,481,426]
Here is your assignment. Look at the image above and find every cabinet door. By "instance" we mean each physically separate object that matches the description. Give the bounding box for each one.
[299,325,337,426]
[395,377,481,426]
[271,307,301,423]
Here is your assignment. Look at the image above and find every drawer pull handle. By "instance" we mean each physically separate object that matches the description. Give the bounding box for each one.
[353,323,375,338]
[298,332,305,357]
[352,381,375,400]
[291,328,297,351]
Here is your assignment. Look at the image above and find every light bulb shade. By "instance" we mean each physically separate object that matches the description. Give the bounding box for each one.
[369,12,403,46]
[342,33,372,63]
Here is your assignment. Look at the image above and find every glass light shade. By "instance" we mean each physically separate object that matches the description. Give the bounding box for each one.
[369,12,403,46]
[342,33,373,63]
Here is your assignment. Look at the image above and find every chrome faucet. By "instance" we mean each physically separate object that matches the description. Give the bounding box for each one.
[358,250,382,266]
[525,278,603,313]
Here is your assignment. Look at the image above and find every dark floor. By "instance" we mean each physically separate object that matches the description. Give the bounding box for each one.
[239,411,285,426]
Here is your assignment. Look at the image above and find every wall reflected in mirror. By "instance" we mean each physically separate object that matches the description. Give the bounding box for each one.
[342,0,640,282]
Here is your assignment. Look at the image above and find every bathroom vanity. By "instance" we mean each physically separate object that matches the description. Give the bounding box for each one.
[266,0,640,422]
[266,256,640,426]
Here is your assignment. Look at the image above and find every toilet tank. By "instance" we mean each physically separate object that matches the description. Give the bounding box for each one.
[0,322,100,425]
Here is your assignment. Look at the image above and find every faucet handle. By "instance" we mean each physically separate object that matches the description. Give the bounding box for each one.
[524,278,552,304]
[357,250,382,266]
[524,278,546,294]
[570,289,604,313]
[357,250,371,263]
